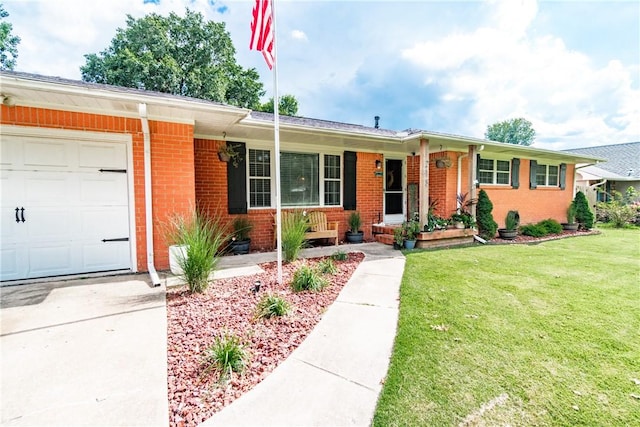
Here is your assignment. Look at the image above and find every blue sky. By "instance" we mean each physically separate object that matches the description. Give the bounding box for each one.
[3,0,639,150]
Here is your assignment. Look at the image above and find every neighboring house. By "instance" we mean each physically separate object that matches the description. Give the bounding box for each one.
[563,142,640,207]
[0,71,601,282]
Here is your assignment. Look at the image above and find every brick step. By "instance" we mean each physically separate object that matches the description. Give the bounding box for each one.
[375,233,395,245]
[372,224,402,235]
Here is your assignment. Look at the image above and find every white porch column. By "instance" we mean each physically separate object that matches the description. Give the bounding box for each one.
[419,138,430,229]
[468,145,478,218]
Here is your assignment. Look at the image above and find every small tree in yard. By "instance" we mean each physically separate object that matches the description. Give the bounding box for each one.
[573,191,594,230]
[476,189,498,240]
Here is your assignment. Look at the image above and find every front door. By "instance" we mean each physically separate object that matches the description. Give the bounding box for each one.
[383,158,405,224]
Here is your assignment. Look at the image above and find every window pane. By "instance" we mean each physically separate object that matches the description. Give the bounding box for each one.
[324,154,341,179]
[496,160,510,172]
[324,181,340,205]
[479,171,493,184]
[250,178,271,207]
[496,172,510,185]
[478,158,494,171]
[548,165,559,186]
[281,152,319,206]
[249,149,271,208]
[536,164,547,186]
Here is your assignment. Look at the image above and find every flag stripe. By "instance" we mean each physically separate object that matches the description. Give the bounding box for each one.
[250,0,274,69]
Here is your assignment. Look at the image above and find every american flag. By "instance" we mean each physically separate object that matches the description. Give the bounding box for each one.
[250,0,275,69]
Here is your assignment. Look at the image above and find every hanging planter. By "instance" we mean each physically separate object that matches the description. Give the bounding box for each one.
[218,143,241,167]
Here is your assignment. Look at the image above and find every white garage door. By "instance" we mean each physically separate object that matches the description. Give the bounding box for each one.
[1,132,132,282]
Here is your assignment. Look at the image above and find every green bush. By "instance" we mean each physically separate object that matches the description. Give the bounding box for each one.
[231,215,253,241]
[166,208,227,293]
[348,211,362,232]
[291,263,328,292]
[573,191,594,230]
[476,190,498,239]
[331,250,348,261]
[281,211,309,262]
[202,334,247,379]
[254,294,291,320]
[504,210,520,231]
[317,258,338,275]
[519,223,547,237]
[538,218,563,234]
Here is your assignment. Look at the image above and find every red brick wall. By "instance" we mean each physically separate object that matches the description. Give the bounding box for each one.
[1,105,195,272]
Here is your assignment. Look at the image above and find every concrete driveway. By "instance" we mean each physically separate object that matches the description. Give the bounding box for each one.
[0,275,168,426]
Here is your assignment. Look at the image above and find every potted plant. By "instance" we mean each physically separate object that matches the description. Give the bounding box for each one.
[498,210,520,240]
[562,203,579,231]
[218,143,241,167]
[229,215,253,255]
[450,213,466,229]
[345,211,364,243]
[393,226,404,250]
[403,220,420,249]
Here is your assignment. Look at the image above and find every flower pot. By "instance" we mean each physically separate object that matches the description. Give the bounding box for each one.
[169,244,188,275]
[230,239,251,255]
[498,229,518,240]
[562,223,579,231]
[404,239,416,249]
[218,152,231,162]
[345,231,364,244]
[454,221,465,229]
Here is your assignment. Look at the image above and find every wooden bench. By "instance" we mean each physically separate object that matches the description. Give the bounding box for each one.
[273,211,339,247]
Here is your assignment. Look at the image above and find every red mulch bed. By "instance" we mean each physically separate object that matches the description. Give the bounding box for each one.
[166,252,364,427]
[488,229,600,244]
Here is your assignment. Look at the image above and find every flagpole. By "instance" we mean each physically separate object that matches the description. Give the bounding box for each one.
[271,0,283,284]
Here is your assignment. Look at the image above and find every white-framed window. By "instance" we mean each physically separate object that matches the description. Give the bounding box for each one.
[478,158,510,185]
[536,164,559,187]
[248,149,341,208]
[249,149,271,208]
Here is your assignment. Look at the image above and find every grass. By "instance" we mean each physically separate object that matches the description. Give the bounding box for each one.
[374,228,640,426]
[202,333,247,379]
[254,293,291,320]
[291,263,328,292]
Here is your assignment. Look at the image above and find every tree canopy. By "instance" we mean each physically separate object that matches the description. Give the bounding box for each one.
[0,3,20,70]
[80,9,264,109]
[256,94,299,116]
[485,117,536,146]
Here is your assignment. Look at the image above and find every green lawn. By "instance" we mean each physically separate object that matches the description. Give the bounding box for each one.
[374,228,640,426]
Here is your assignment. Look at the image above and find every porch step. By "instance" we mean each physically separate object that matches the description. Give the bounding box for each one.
[372,224,401,235]
[374,233,395,245]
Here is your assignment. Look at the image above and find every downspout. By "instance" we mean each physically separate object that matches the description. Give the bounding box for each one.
[139,103,161,287]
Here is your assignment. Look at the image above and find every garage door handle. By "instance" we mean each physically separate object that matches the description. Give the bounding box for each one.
[15,207,25,223]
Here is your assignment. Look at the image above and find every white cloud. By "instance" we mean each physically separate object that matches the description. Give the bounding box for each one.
[401,0,638,149]
[290,29,307,41]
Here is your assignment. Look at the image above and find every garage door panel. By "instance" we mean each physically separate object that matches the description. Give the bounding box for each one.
[80,174,128,204]
[79,143,127,169]
[26,209,75,242]
[0,246,28,281]
[80,208,129,238]
[25,174,73,204]
[83,242,130,270]
[23,140,69,168]
[28,244,73,276]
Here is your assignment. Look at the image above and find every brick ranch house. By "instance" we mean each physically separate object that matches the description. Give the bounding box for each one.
[0,71,601,283]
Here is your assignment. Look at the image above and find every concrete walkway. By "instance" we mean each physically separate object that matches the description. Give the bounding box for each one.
[203,243,405,426]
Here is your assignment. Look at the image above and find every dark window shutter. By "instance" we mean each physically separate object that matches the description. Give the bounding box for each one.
[343,151,357,210]
[475,154,481,187]
[529,160,537,189]
[227,142,247,214]
[511,158,520,189]
[559,163,567,190]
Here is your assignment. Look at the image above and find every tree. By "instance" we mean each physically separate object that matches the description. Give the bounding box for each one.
[572,191,594,230]
[256,94,299,116]
[485,117,536,146]
[0,3,20,70]
[476,189,498,240]
[80,9,264,108]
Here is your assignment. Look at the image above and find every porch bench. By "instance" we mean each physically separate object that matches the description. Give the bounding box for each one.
[273,211,339,247]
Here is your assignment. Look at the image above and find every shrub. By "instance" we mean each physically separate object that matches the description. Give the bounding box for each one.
[254,294,291,319]
[166,208,227,293]
[291,263,328,292]
[347,211,362,232]
[476,190,498,239]
[504,210,520,231]
[596,201,636,228]
[331,250,348,261]
[538,218,563,234]
[202,334,247,379]
[519,223,547,237]
[573,191,594,230]
[317,258,338,275]
[403,219,421,240]
[281,210,309,262]
[231,215,253,241]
